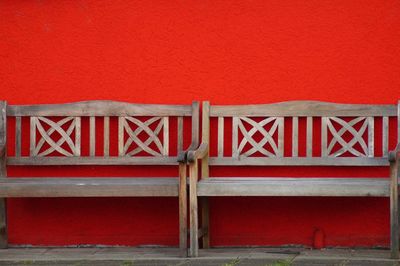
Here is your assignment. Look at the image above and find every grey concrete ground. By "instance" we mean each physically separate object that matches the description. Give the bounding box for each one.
[0,247,399,266]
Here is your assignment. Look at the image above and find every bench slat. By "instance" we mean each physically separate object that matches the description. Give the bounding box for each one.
[210,101,396,117]
[7,101,192,117]
[197,177,389,197]
[0,178,179,197]
[7,156,179,165]
[209,157,389,166]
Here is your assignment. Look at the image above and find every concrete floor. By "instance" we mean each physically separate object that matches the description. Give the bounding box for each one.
[0,247,399,266]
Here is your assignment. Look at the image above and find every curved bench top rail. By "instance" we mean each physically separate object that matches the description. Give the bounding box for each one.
[209,101,397,117]
[7,100,193,117]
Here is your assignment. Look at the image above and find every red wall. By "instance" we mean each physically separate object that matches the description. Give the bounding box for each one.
[1,0,400,247]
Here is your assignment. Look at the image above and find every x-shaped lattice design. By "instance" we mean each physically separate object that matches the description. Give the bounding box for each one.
[32,117,80,157]
[120,117,165,156]
[236,117,282,157]
[326,117,369,157]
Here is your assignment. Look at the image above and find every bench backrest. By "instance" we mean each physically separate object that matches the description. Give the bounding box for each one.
[0,100,199,167]
[202,101,399,170]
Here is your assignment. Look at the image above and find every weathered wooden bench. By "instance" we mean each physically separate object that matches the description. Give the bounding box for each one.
[0,100,200,257]
[185,101,400,258]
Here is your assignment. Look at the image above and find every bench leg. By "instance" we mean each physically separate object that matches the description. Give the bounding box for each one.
[178,163,187,257]
[189,161,199,257]
[390,161,399,259]
[0,199,6,248]
[201,197,210,249]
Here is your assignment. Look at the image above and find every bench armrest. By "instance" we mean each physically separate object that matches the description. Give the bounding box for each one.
[177,141,199,163]
[389,143,400,163]
[187,142,208,163]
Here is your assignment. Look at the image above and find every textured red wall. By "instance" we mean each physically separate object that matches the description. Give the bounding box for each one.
[1,0,400,247]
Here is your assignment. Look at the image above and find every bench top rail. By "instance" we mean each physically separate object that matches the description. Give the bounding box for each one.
[210,100,397,117]
[7,100,193,117]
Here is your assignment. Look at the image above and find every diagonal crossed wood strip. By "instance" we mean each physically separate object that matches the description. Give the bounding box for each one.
[237,117,282,157]
[326,117,369,157]
[121,117,165,156]
[32,117,80,157]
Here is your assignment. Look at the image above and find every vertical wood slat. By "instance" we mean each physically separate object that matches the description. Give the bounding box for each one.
[118,117,124,156]
[178,163,187,256]
[368,117,374,157]
[398,100,400,146]
[177,117,183,153]
[163,117,169,156]
[218,117,224,157]
[0,101,7,248]
[390,160,399,259]
[292,117,298,157]
[383,116,389,157]
[232,117,239,158]
[201,102,210,179]
[103,116,110,156]
[15,117,21,157]
[278,117,284,157]
[89,117,95,156]
[306,117,313,157]
[189,160,199,257]
[75,117,81,156]
[321,117,328,157]
[29,117,36,156]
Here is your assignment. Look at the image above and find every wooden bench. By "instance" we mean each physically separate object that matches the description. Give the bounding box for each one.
[0,100,200,257]
[185,100,400,258]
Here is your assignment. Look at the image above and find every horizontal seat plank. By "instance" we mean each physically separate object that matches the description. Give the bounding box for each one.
[0,178,179,197]
[197,177,389,197]
[7,156,179,166]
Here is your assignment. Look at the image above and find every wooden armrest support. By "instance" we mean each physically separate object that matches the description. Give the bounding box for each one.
[0,142,5,158]
[389,143,400,163]
[177,142,199,163]
[187,143,208,163]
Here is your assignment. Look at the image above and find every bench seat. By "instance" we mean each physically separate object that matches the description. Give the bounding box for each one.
[0,178,179,198]
[197,177,389,197]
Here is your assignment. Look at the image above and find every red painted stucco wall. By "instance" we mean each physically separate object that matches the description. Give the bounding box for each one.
[1,0,400,247]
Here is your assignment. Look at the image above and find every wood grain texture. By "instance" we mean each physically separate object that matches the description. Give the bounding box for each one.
[103,116,110,156]
[208,157,389,166]
[0,178,179,197]
[0,101,7,248]
[306,117,313,157]
[189,160,199,257]
[15,117,21,157]
[178,163,187,257]
[197,177,389,197]
[89,116,96,156]
[177,116,183,153]
[390,160,399,259]
[8,101,192,117]
[201,102,210,179]
[218,117,224,157]
[383,116,388,157]
[7,156,180,165]
[210,101,396,117]
[292,117,298,157]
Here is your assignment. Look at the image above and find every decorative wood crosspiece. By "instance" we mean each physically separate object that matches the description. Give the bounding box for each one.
[119,116,168,157]
[235,117,283,158]
[30,116,81,157]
